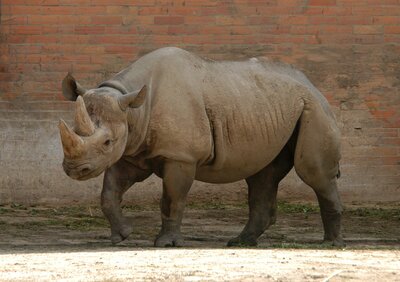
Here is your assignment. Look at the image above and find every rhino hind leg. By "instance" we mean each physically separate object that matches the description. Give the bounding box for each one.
[294,103,344,247]
[227,142,294,247]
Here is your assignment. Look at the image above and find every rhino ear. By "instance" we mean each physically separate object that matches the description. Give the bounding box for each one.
[62,73,87,101]
[118,85,147,111]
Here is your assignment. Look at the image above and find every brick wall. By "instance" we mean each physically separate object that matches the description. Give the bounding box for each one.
[0,0,399,206]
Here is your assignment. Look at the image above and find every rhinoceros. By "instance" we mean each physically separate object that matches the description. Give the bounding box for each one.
[59,47,344,247]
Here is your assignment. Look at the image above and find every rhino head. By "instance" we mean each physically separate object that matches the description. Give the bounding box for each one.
[59,73,146,180]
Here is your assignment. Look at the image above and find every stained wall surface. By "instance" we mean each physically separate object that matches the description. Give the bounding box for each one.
[0,0,399,206]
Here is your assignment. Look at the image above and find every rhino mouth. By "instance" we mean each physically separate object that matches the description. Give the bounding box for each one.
[63,162,103,180]
[74,168,103,180]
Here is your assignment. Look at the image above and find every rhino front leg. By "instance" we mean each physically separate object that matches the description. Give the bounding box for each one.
[101,159,152,244]
[154,161,195,247]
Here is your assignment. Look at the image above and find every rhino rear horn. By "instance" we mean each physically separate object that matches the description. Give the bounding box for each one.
[62,73,86,101]
[118,85,147,111]
[74,96,95,136]
[59,119,84,158]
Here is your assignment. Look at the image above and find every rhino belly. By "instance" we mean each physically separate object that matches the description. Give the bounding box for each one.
[195,143,286,183]
[195,111,300,183]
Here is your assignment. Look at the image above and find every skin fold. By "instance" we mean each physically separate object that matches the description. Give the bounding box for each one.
[59,47,344,247]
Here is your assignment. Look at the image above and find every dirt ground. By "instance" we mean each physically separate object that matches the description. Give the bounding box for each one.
[0,202,399,281]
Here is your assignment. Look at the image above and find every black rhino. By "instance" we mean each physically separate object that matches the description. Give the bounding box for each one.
[59,47,344,247]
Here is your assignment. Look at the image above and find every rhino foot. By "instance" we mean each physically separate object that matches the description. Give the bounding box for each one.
[227,236,258,247]
[110,224,133,245]
[154,232,184,247]
[323,237,346,248]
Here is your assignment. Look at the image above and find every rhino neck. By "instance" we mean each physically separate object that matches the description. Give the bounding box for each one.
[124,89,151,156]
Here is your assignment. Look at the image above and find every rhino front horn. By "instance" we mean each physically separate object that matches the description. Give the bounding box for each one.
[59,119,84,158]
[74,96,95,136]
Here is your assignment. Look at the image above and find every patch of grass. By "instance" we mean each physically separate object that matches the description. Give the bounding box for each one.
[269,242,337,250]
[63,217,108,231]
[277,201,319,214]
[2,217,107,231]
[348,207,400,220]
[122,205,157,212]
[187,202,234,210]
[10,203,28,210]
[0,207,11,215]
[10,220,61,230]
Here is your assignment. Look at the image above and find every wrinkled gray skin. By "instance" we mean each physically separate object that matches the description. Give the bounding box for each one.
[59,47,344,247]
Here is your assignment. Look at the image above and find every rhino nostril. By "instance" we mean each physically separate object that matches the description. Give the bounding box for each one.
[81,167,90,174]
[78,165,92,175]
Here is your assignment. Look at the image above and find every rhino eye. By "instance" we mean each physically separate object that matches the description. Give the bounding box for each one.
[104,139,111,146]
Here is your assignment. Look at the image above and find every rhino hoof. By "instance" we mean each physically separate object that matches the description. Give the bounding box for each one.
[227,236,257,247]
[322,236,346,248]
[110,225,133,245]
[329,238,346,248]
[154,233,185,247]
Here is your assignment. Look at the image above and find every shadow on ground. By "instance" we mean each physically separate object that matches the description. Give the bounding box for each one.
[0,202,399,254]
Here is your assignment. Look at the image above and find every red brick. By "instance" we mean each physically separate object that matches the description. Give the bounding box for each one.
[154,16,185,25]
[354,34,384,43]
[91,16,123,25]
[57,35,89,44]
[41,6,77,15]
[230,26,255,35]
[353,25,383,35]
[1,16,27,25]
[385,35,400,43]
[78,6,107,15]
[12,26,42,35]
[106,6,134,14]
[322,6,352,15]
[75,26,106,35]
[276,0,306,6]
[352,7,383,16]
[309,16,337,24]
[385,26,400,34]
[337,16,372,25]
[304,7,324,15]
[290,25,319,35]
[168,6,200,16]
[216,16,246,26]
[105,26,138,34]
[185,16,215,24]
[320,25,353,34]
[246,16,277,25]
[138,7,168,15]
[137,25,168,35]
[309,0,336,6]
[168,25,199,35]
[336,0,365,6]
[373,16,400,25]
[200,6,232,16]
[104,45,138,54]
[28,15,59,25]
[185,0,218,6]
[6,35,26,44]
[279,16,309,25]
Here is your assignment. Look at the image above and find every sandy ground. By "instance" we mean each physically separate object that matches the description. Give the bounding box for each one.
[1,248,399,281]
[0,204,399,281]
